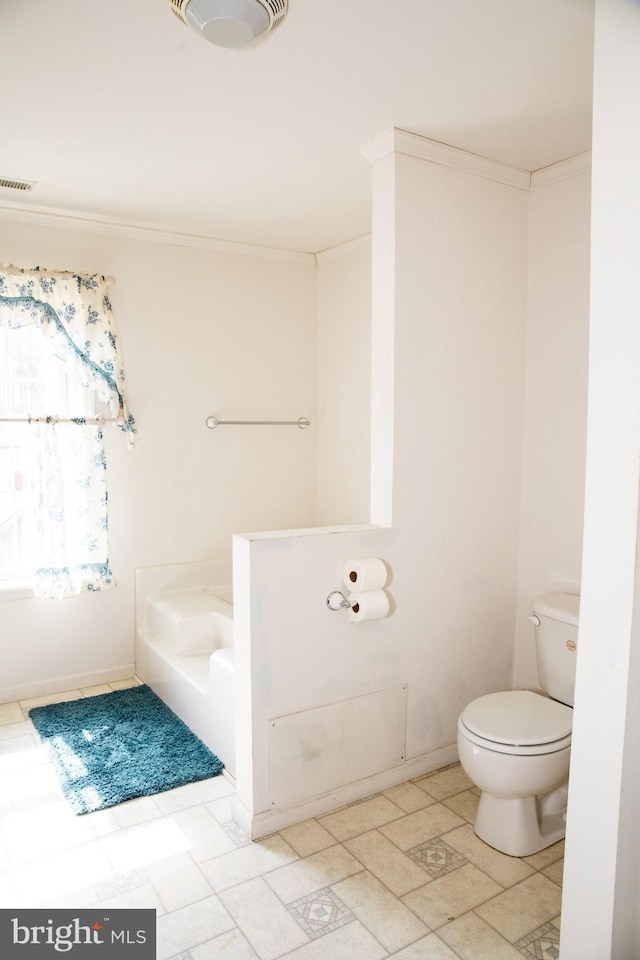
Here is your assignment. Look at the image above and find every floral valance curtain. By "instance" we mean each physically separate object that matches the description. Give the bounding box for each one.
[0,262,134,599]
[0,262,134,443]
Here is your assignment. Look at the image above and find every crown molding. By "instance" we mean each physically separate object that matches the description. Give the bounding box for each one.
[315,234,371,263]
[0,198,316,264]
[530,152,592,190]
[360,128,401,164]
[361,128,531,191]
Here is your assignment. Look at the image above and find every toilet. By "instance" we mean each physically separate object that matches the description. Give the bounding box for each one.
[457,591,579,857]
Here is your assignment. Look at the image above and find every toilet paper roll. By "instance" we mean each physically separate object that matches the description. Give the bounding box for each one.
[343,557,388,593]
[348,589,390,623]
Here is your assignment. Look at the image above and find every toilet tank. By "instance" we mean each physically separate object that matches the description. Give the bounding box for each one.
[531,591,580,706]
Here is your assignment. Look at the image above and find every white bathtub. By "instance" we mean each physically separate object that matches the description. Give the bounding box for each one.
[135,585,236,777]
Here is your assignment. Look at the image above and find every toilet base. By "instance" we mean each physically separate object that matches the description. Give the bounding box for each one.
[474,787,567,857]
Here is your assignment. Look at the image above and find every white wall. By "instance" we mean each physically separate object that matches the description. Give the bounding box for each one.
[233,523,406,835]
[315,237,371,525]
[385,137,529,753]
[561,0,640,955]
[0,218,318,700]
[235,133,530,836]
[314,153,592,715]
[513,163,591,689]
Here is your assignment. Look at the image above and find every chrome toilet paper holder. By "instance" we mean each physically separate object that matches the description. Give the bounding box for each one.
[326,590,359,612]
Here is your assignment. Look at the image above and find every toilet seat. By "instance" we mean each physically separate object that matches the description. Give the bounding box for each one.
[459,690,573,757]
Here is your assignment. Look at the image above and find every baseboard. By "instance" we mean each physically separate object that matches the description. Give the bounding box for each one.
[234,741,459,839]
[0,664,136,704]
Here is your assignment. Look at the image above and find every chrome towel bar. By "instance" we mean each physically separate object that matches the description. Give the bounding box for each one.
[205,416,310,429]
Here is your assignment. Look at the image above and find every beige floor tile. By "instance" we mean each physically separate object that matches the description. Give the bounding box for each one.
[220,876,309,960]
[82,805,122,838]
[0,740,42,778]
[108,678,143,690]
[206,794,235,824]
[318,795,404,842]
[20,690,84,710]
[475,873,563,943]
[91,867,151,905]
[386,933,461,958]
[93,882,166,913]
[379,802,465,850]
[344,829,431,897]
[0,702,25,726]
[514,917,561,958]
[0,767,61,811]
[2,786,59,817]
[9,839,116,907]
[444,824,536,887]
[199,834,299,893]
[0,719,35,742]
[333,870,430,952]
[280,920,388,960]
[144,851,214,911]
[382,781,439,813]
[522,838,565,870]
[0,864,13,903]
[40,882,101,909]
[80,684,113,697]
[0,736,46,774]
[438,911,524,959]
[190,927,260,960]
[111,796,162,829]
[441,789,479,823]
[279,818,337,857]
[102,817,191,873]
[1,798,97,867]
[156,894,235,960]
[0,731,39,754]
[402,862,503,929]
[414,764,475,800]
[542,857,565,886]
[152,775,234,815]
[171,804,238,861]
[264,843,363,903]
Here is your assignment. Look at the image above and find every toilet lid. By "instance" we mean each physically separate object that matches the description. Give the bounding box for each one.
[461,690,573,747]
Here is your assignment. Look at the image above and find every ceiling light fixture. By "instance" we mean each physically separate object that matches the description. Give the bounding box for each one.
[169,0,288,49]
[0,177,34,192]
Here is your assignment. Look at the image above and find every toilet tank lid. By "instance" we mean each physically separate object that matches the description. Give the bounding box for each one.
[461,690,573,746]
[531,591,579,625]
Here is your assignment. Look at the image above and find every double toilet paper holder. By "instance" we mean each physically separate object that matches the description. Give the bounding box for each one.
[326,558,391,622]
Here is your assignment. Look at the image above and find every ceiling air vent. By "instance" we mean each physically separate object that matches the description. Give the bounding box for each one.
[0,177,34,192]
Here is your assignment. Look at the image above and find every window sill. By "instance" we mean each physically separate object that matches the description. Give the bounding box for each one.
[0,581,35,602]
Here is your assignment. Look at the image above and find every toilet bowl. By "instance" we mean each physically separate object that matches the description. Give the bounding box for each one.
[457,689,573,856]
[457,592,579,857]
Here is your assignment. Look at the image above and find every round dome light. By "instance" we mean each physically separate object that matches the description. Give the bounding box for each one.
[186,0,268,48]
[169,0,288,49]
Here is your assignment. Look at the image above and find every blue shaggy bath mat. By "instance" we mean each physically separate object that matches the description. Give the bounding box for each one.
[29,684,224,814]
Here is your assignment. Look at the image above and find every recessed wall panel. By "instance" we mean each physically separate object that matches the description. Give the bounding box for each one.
[267,684,407,809]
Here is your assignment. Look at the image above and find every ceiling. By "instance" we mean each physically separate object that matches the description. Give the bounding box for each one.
[0,0,594,254]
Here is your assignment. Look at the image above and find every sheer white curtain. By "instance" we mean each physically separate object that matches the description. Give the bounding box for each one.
[0,263,134,599]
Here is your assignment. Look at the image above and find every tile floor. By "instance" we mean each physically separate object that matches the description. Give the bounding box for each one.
[0,680,564,959]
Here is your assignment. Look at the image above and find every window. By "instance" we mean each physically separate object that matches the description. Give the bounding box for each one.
[0,324,96,584]
[0,261,133,599]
